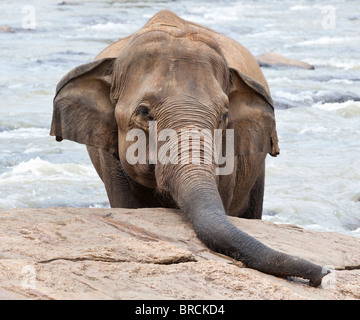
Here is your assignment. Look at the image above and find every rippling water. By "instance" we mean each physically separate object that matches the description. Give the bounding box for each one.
[1,0,359,237]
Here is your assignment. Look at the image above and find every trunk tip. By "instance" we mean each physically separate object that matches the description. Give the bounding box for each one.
[309,267,331,287]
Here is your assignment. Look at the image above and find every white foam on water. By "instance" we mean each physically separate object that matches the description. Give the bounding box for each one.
[24,145,44,153]
[304,57,360,70]
[327,79,355,85]
[273,90,314,103]
[0,157,108,209]
[289,5,313,11]
[298,36,359,46]
[314,100,360,118]
[87,22,131,31]
[267,77,293,85]
[6,157,92,178]
[0,127,49,139]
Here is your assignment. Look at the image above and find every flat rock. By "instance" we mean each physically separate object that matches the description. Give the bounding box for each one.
[256,52,315,69]
[0,207,359,299]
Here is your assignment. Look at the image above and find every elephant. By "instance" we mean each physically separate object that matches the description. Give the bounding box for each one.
[50,10,329,286]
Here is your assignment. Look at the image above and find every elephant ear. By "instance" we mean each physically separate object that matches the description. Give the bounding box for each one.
[50,58,119,157]
[228,68,280,157]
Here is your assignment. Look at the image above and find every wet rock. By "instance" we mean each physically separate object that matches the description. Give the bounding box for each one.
[0,26,13,33]
[314,91,360,104]
[0,207,359,299]
[256,52,315,70]
[272,90,360,109]
[58,1,79,5]
[273,97,308,109]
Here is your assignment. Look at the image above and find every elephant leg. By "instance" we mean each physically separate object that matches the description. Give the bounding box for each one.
[237,169,264,219]
[86,146,168,208]
[227,154,265,219]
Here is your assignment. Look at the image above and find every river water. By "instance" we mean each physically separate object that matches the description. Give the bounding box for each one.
[1,0,359,237]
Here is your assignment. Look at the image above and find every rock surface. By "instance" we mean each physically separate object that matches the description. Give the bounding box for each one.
[256,52,315,69]
[0,207,359,300]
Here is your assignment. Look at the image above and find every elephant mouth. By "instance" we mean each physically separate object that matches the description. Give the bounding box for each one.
[139,162,157,188]
[147,163,155,173]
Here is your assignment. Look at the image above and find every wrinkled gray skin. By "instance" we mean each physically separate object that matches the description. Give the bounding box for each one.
[51,10,329,286]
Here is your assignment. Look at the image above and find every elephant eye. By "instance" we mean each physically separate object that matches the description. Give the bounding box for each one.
[219,111,229,123]
[138,104,154,121]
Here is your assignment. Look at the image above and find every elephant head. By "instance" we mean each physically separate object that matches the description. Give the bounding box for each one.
[50,12,328,286]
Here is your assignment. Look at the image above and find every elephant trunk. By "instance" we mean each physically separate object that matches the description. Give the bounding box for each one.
[157,163,329,287]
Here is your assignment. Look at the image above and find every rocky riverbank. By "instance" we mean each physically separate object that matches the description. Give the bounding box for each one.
[0,207,359,300]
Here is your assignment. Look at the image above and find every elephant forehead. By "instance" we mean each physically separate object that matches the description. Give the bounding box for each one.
[122,58,226,104]
[110,31,230,105]
[115,31,228,81]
